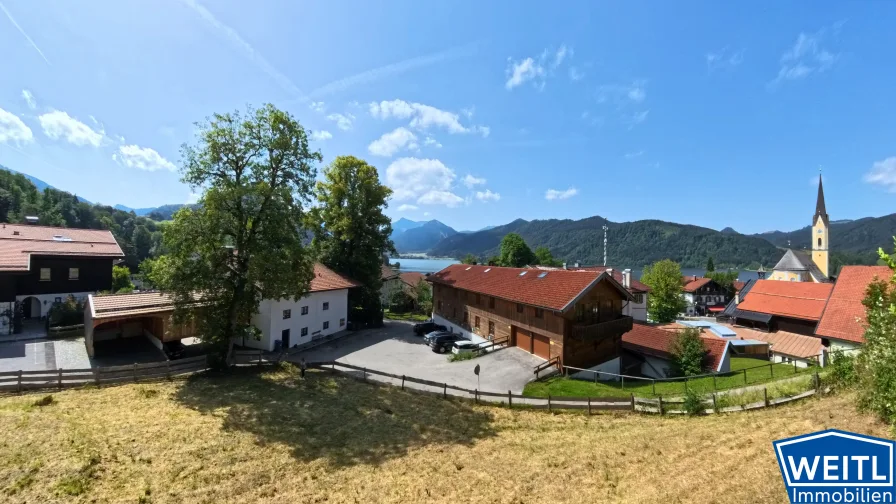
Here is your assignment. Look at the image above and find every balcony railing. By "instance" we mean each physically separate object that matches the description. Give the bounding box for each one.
[571,316,633,341]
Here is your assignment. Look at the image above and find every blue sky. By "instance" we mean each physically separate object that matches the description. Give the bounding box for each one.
[1,1,895,234]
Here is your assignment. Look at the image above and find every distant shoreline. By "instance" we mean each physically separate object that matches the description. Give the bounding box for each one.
[391,255,457,261]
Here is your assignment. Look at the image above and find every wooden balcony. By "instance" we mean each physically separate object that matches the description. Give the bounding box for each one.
[570,316,633,341]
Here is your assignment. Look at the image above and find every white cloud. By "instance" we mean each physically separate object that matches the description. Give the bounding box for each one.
[115,144,176,171]
[568,66,585,81]
[475,189,501,202]
[545,187,578,200]
[311,130,333,141]
[462,174,486,188]
[505,57,545,90]
[369,99,488,137]
[627,110,650,129]
[309,101,326,113]
[21,89,36,110]
[706,47,745,73]
[397,204,418,211]
[423,211,430,217]
[460,106,475,119]
[385,157,464,207]
[769,26,841,88]
[38,110,104,147]
[368,127,418,157]
[424,136,442,148]
[552,45,570,69]
[181,0,302,97]
[326,113,354,131]
[597,80,647,105]
[624,150,645,159]
[0,2,50,65]
[864,157,896,192]
[0,107,34,144]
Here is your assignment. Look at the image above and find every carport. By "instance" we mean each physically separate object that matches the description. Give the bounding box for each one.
[85,292,199,357]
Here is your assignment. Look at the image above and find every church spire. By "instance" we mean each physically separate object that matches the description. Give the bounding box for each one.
[814,173,829,226]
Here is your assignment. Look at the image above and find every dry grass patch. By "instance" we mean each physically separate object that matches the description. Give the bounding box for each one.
[0,364,889,503]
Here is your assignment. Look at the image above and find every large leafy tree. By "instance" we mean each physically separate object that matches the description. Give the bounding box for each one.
[534,246,561,267]
[310,156,393,327]
[641,259,687,323]
[499,233,536,267]
[152,105,319,363]
[856,237,896,424]
[670,327,706,376]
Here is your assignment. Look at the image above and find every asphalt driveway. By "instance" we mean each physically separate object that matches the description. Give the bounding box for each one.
[0,337,91,373]
[294,321,544,394]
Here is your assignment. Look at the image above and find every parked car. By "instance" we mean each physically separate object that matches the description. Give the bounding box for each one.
[451,340,483,355]
[163,340,186,360]
[423,330,452,343]
[429,333,466,353]
[413,320,447,336]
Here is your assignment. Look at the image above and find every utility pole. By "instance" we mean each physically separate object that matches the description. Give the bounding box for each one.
[602,225,609,266]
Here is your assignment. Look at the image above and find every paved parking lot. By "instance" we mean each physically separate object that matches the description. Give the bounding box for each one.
[294,321,544,394]
[0,337,91,373]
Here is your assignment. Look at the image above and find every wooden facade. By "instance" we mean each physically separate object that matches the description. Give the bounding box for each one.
[432,279,633,368]
[0,256,115,302]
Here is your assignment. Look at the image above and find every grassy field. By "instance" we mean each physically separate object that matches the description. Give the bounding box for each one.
[0,365,886,504]
[524,357,811,398]
[384,310,429,322]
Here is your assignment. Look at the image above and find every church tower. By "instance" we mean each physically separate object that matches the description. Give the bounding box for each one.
[811,174,830,278]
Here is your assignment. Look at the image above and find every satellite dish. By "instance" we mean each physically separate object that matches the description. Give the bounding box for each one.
[473,364,480,376]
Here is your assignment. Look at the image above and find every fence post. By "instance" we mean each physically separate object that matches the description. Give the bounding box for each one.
[593,371,597,384]
[763,387,769,407]
[58,368,63,389]
[133,363,138,383]
[651,379,656,395]
[685,377,689,392]
[743,368,747,385]
[814,371,820,392]
[658,394,664,415]
[93,368,99,387]
[257,353,262,367]
[475,389,479,404]
[793,359,797,374]
[166,361,171,380]
[548,394,552,413]
[630,393,635,412]
[401,375,405,390]
[587,396,592,415]
[363,367,367,382]
[770,362,774,378]
[712,374,717,391]
[621,375,625,390]
[17,370,22,394]
[712,393,717,412]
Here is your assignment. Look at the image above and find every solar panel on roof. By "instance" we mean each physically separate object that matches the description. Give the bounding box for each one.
[465,266,472,270]
[484,268,491,272]
[519,271,527,276]
[537,272,548,278]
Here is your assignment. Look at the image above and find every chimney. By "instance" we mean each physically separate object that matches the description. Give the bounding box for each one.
[735,293,740,304]
[622,268,631,289]
[574,262,580,268]
[606,267,614,279]
[562,262,567,270]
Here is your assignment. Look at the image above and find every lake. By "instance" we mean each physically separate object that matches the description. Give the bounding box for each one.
[392,258,768,282]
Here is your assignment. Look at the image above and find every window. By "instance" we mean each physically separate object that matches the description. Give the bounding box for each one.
[817,237,822,247]
[489,297,495,309]
[633,294,644,304]
[301,327,308,337]
[301,306,309,315]
[488,321,495,336]
[474,316,480,329]
[39,268,50,281]
[339,318,345,327]
[516,303,523,313]
[534,308,544,319]
[283,309,291,319]
[281,329,290,346]
[68,268,79,280]
[323,302,329,311]
[323,321,330,330]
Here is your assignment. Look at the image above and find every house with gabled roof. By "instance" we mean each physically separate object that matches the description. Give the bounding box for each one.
[816,265,892,353]
[621,323,731,379]
[530,265,651,321]
[427,264,634,371]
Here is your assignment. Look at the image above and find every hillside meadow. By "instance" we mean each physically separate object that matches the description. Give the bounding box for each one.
[0,365,889,503]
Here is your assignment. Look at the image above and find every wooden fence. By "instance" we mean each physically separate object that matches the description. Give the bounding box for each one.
[310,360,822,415]
[0,355,208,393]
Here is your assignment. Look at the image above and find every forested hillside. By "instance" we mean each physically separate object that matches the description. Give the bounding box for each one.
[0,169,164,270]
[430,216,783,268]
[756,214,896,254]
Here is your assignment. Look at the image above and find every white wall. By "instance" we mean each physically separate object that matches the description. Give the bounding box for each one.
[625,294,648,322]
[771,352,816,369]
[432,313,487,344]
[15,291,92,319]
[246,289,350,352]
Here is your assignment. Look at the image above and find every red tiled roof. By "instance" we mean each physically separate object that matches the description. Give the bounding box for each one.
[736,279,833,321]
[705,323,822,360]
[0,224,124,271]
[428,264,630,312]
[682,276,712,293]
[733,281,746,292]
[311,264,360,292]
[621,323,729,372]
[532,265,651,293]
[816,266,892,344]
[399,271,426,286]
[381,264,399,280]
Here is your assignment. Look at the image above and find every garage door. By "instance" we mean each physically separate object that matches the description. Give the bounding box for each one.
[532,334,551,359]
[514,328,531,353]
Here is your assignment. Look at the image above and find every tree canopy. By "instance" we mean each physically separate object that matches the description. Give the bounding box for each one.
[310,155,393,327]
[498,233,536,267]
[641,259,687,323]
[461,253,478,265]
[670,327,706,376]
[150,104,320,363]
[534,246,561,267]
[705,270,739,294]
[705,256,715,272]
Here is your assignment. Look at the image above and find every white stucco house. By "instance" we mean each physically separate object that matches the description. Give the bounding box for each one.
[245,264,359,352]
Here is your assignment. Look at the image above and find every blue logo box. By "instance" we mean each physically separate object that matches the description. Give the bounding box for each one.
[774,429,895,503]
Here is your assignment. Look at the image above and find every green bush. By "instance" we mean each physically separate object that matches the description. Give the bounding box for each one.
[681,387,706,416]
[447,351,480,362]
[829,351,858,387]
[47,295,84,328]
